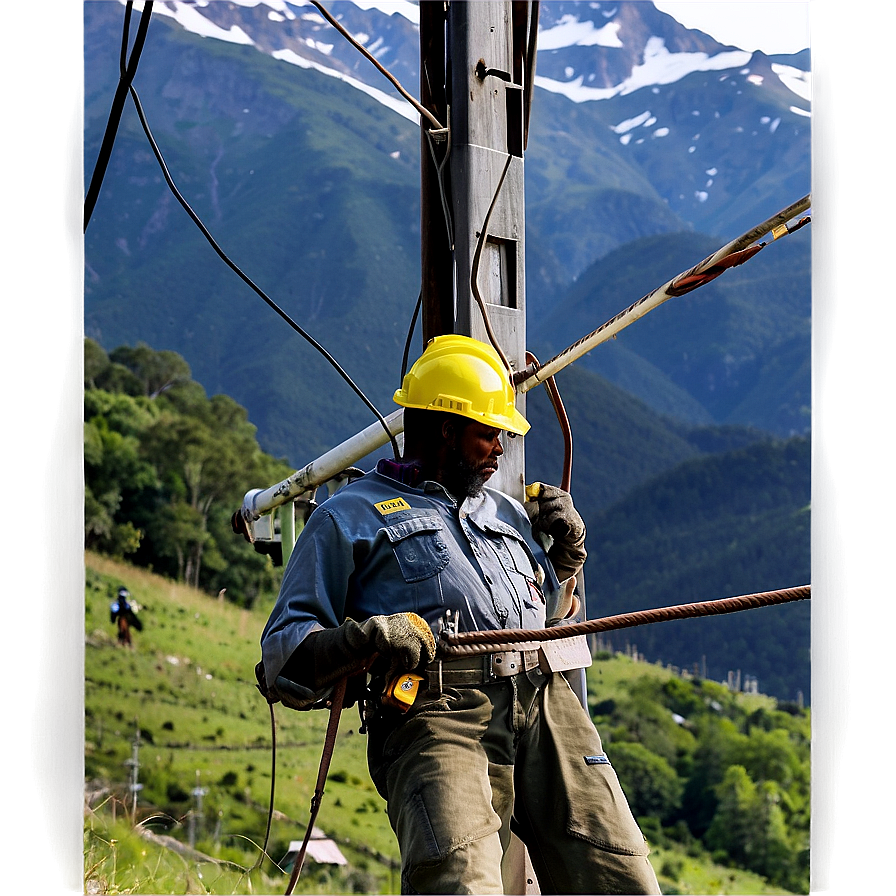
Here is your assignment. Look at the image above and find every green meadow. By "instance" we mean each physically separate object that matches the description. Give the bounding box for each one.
[85,552,803,894]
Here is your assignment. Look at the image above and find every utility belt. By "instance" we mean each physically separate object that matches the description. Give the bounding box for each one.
[423,646,542,688]
[381,636,592,711]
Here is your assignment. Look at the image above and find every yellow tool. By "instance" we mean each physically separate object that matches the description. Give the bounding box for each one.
[525,482,543,501]
[383,672,424,711]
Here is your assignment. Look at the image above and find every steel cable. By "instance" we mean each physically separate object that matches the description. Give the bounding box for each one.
[437,585,811,657]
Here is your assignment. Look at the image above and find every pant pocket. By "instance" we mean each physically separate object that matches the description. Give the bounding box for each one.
[565,754,650,856]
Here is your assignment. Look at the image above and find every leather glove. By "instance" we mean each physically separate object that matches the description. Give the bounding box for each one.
[277,612,436,697]
[525,483,587,582]
[545,576,580,627]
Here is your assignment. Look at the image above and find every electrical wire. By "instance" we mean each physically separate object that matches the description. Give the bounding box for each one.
[400,290,423,383]
[425,127,454,250]
[83,0,153,232]
[123,79,401,460]
[310,0,444,130]
[470,154,514,372]
[523,1,539,150]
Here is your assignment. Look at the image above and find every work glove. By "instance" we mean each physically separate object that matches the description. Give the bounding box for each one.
[545,576,580,627]
[525,483,587,582]
[277,612,437,697]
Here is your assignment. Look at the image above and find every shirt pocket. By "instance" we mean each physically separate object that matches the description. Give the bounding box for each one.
[479,520,545,606]
[382,515,451,583]
[479,519,540,578]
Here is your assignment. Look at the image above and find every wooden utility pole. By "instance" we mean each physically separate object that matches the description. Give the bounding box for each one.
[420,5,540,892]
[420,0,535,503]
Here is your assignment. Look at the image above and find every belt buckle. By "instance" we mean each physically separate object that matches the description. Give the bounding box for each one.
[489,651,521,679]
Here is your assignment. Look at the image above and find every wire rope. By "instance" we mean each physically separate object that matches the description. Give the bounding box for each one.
[437,585,811,656]
[513,195,812,391]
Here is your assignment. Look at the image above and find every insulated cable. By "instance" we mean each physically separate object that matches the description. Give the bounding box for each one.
[470,153,514,373]
[125,80,402,461]
[247,700,279,875]
[400,290,423,384]
[523,1,539,150]
[526,352,572,492]
[83,0,153,232]
[425,126,454,250]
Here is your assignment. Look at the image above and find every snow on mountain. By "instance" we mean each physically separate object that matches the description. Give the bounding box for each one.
[536,12,625,50]
[535,37,752,103]
[145,0,256,44]
[129,0,809,120]
[772,63,812,104]
[270,46,419,121]
[349,0,419,24]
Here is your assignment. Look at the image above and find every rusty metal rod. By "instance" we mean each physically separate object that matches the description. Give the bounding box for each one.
[513,194,811,393]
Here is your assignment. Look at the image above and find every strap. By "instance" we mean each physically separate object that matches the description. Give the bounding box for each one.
[284,675,348,895]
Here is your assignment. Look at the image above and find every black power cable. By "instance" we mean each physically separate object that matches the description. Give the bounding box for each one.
[84,1,153,232]
[400,290,423,383]
[87,1,401,460]
[127,82,401,460]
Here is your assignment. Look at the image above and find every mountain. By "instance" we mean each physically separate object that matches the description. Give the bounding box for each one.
[82,2,811,698]
[586,434,811,701]
[531,228,811,434]
[84,0,810,452]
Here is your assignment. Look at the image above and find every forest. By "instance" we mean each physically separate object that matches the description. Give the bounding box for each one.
[84,337,291,605]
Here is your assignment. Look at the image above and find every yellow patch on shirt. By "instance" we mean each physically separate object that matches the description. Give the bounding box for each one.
[374,497,412,516]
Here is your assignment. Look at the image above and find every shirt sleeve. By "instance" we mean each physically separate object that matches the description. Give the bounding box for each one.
[259,506,355,689]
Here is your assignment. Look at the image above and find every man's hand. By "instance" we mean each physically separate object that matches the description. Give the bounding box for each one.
[525,483,587,582]
[277,612,437,698]
[360,612,437,680]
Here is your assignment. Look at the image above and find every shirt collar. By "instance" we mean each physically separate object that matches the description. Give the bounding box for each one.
[376,457,424,487]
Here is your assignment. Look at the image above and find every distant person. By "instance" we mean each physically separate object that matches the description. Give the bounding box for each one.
[110,587,143,647]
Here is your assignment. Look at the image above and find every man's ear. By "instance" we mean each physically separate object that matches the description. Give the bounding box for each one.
[441,418,457,447]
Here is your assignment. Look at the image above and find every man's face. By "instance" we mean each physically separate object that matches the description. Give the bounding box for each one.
[442,419,505,499]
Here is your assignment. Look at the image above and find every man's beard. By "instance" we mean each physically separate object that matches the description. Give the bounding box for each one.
[442,446,490,500]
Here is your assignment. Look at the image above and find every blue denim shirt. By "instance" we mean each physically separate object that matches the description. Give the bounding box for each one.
[260,462,559,689]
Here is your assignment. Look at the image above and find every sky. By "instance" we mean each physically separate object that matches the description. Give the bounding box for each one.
[653,0,810,54]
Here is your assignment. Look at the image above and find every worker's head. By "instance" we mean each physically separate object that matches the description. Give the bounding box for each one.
[394,336,528,497]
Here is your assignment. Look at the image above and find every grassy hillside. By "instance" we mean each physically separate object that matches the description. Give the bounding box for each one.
[84,553,805,894]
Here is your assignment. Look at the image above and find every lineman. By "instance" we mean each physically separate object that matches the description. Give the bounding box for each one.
[258,335,661,894]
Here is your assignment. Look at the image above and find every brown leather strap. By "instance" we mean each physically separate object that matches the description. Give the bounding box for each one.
[284,675,348,895]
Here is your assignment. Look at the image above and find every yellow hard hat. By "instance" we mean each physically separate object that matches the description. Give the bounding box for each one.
[394,335,530,435]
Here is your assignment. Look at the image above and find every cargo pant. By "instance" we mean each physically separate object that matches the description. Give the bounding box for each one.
[366,664,662,895]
